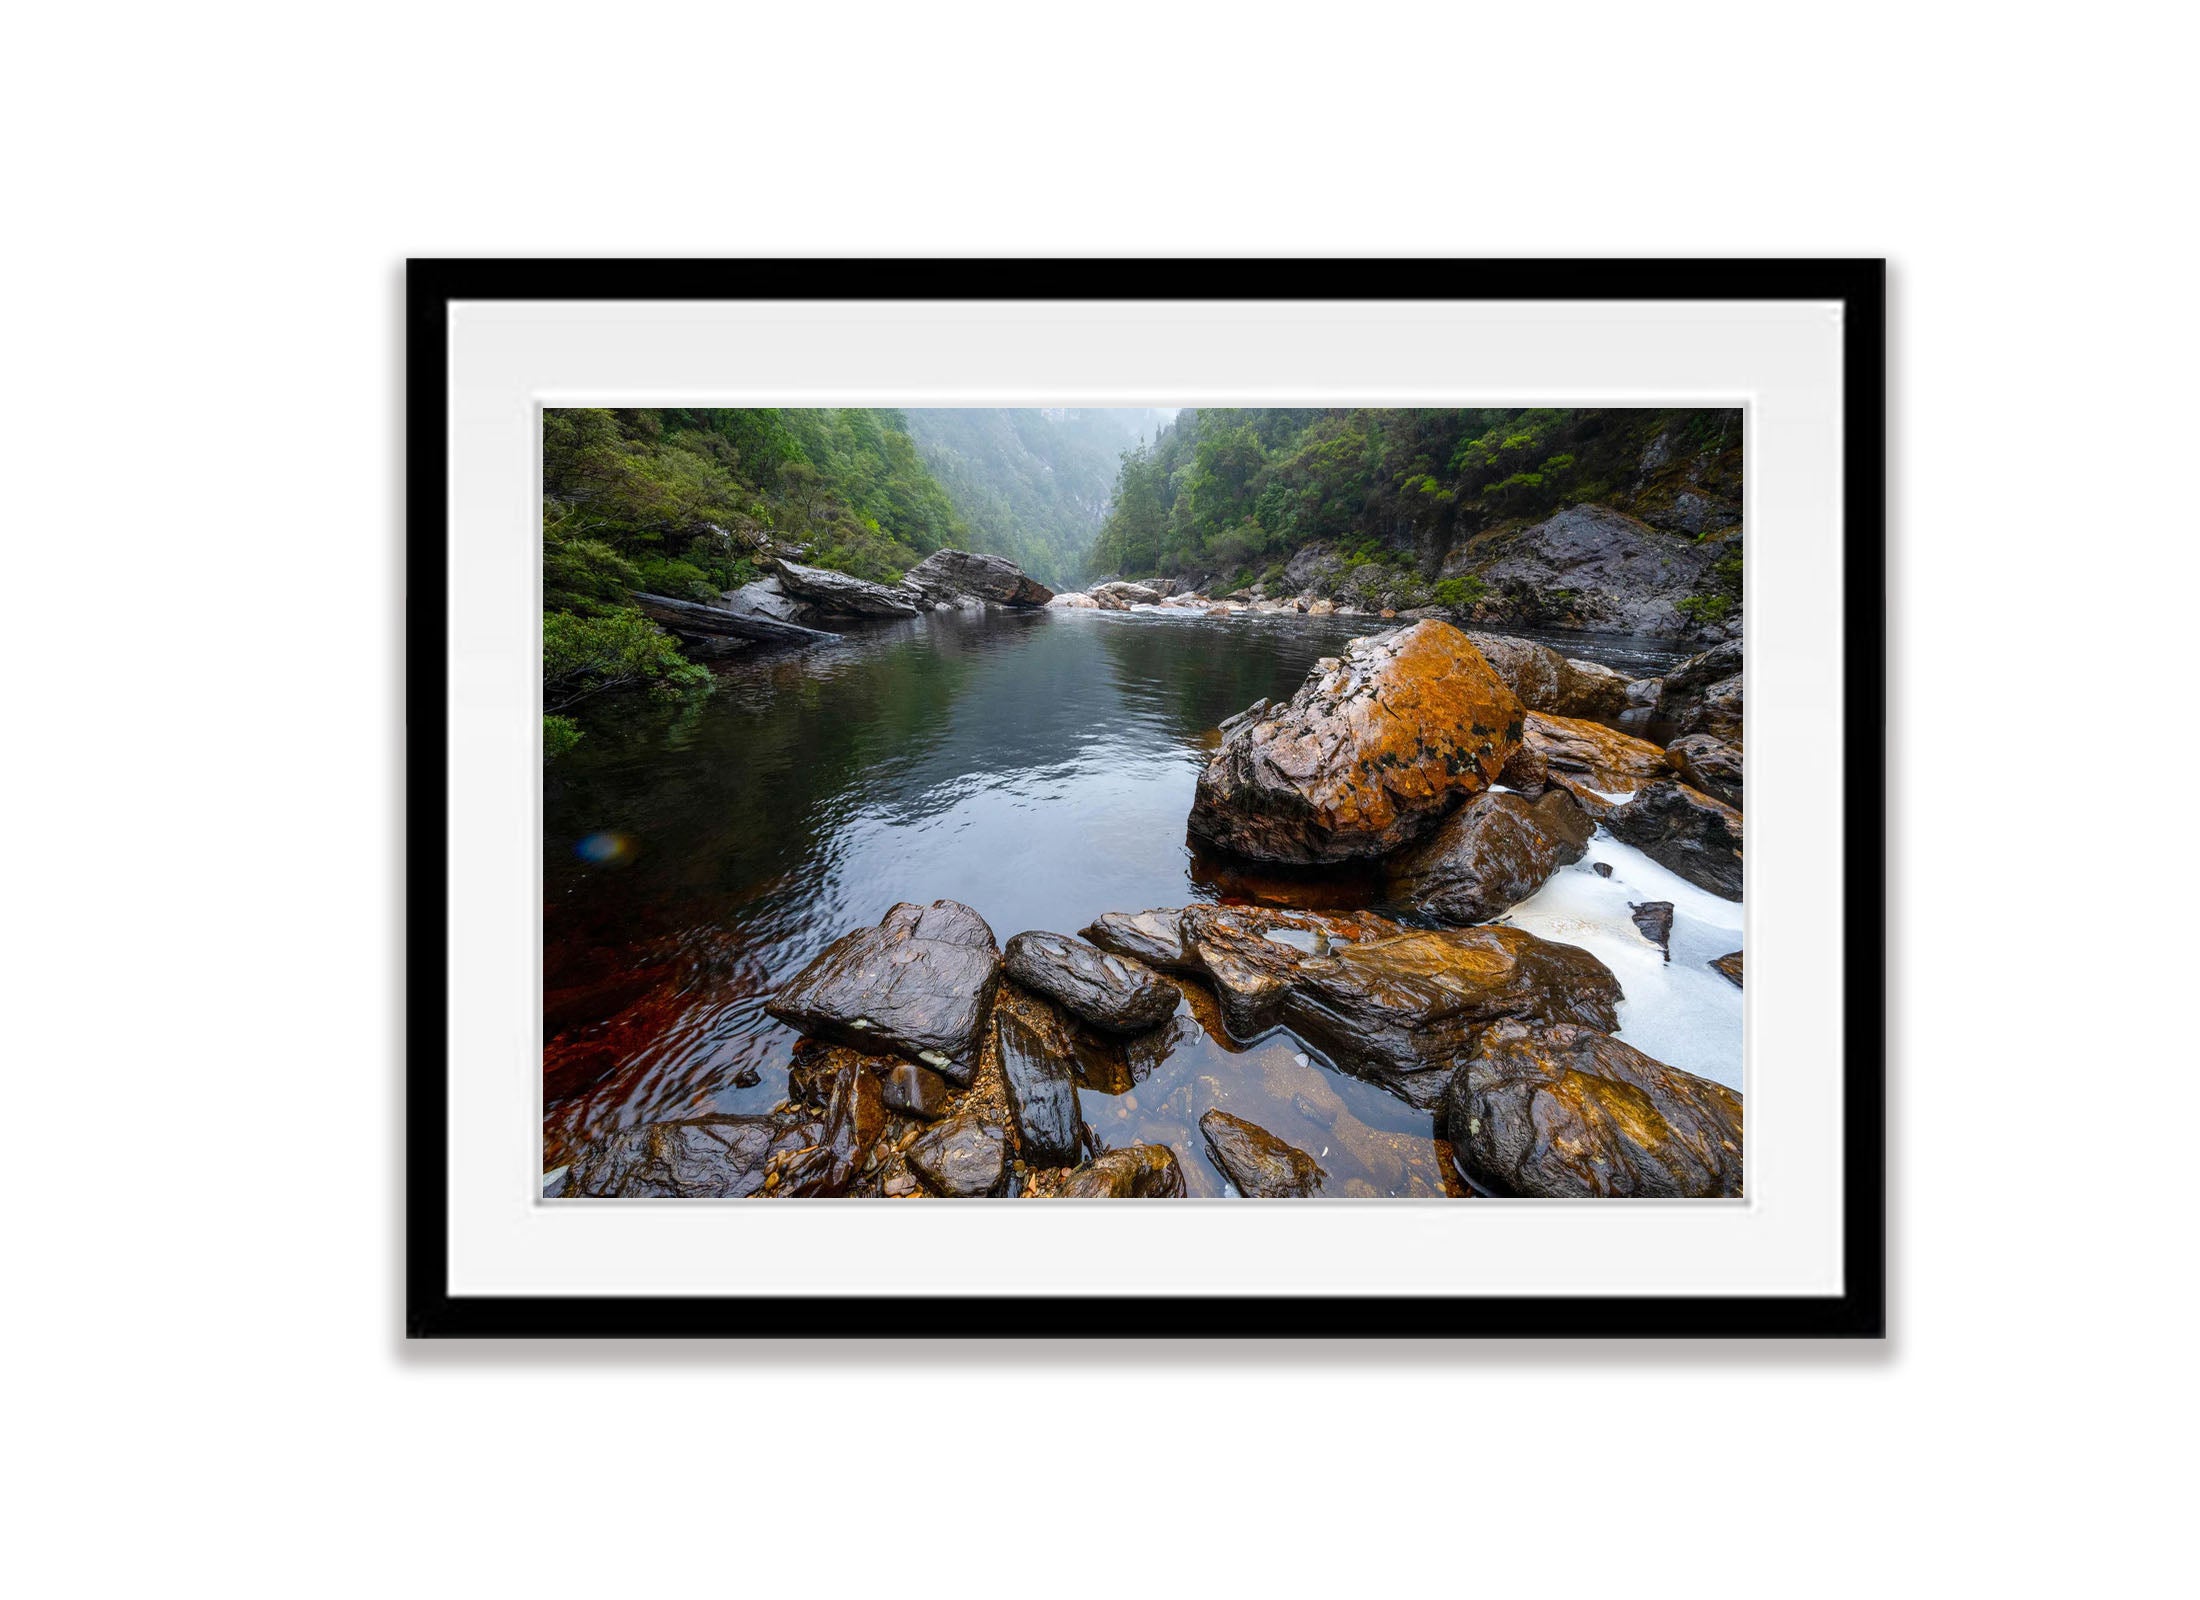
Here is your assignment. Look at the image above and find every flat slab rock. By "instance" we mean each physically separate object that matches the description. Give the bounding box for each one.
[1055,1144,1187,1198]
[1521,711,1676,802]
[1444,1020,1744,1198]
[1383,788,1592,924]
[560,1111,823,1199]
[1188,620,1526,865]
[766,899,1001,1070]
[1199,1109,1326,1197]
[1003,930,1179,1033]
[774,558,919,617]
[1606,780,1745,901]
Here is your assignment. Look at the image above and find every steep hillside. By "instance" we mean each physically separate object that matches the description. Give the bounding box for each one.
[902,407,1167,588]
[1086,407,1742,635]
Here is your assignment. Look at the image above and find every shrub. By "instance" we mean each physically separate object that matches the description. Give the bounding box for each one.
[543,609,696,709]
[543,714,584,760]
[1433,576,1489,608]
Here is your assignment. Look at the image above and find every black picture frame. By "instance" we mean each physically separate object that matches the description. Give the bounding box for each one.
[406,258,1886,1339]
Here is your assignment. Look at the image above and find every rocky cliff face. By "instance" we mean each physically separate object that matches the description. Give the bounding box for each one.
[1448,504,1738,639]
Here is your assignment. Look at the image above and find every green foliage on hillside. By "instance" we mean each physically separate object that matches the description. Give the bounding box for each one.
[901,408,1163,588]
[1086,406,1742,588]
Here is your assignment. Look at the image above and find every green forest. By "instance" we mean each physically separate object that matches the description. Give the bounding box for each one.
[1086,406,1740,593]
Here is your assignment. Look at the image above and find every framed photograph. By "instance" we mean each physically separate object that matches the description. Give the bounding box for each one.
[407,258,1884,1337]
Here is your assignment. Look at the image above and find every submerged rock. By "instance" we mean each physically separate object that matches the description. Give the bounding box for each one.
[1198,1110,1326,1197]
[1166,903,1625,1109]
[904,1113,1009,1196]
[1629,900,1675,960]
[1606,781,1745,901]
[993,1003,1085,1167]
[1710,950,1744,988]
[1383,789,1591,924]
[562,1111,823,1199]
[903,549,1053,608]
[1188,620,1525,864]
[1444,1021,1744,1198]
[1003,930,1179,1034]
[1667,732,1743,808]
[1056,1144,1188,1198]
[881,1061,953,1121]
[774,558,919,617]
[766,899,1002,1068]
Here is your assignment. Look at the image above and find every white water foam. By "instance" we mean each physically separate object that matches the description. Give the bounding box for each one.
[1498,831,1744,1091]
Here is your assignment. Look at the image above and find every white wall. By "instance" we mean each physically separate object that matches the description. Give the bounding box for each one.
[5,3,2185,1594]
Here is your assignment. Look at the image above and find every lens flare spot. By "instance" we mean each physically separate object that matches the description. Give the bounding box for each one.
[575,831,633,865]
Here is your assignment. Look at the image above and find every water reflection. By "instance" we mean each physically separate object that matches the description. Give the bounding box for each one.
[543,607,1694,1184]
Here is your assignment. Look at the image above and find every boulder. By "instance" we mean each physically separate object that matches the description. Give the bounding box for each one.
[1306,597,1336,616]
[1449,503,1728,639]
[786,1038,878,1107]
[1047,591,1100,609]
[1198,1110,1326,1197]
[1056,1144,1189,1198]
[1167,904,1624,1109]
[1606,781,1745,901]
[721,575,813,625]
[1382,789,1590,924]
[1656,641,1744,743]
[902,549,1053,608]
[1188,620,1525,864]
[1522,710,1676,811]
[1444,1021,1744,1198]
[992,1002,1085,1167]
[1080,908,1204,974]
[773,558,919,617]
[1667,733,1743,808]
[1089,579,1163,608]
[1466,633,1635,721]
[1710,950,1744,988]
[560,1111,822,1198]
[1003,931,1179,1034]
[774,1062,886,1196]
[1629,900,1675,960]
[904,1113,1009,1196]
[765,899,1002,1069]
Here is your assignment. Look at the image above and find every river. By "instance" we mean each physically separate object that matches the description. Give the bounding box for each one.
[544,606,1735,1195]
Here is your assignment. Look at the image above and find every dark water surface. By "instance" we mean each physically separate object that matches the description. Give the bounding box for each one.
[543,607,1690,1194]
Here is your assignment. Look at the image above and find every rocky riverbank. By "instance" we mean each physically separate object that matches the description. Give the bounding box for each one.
[549,617,1745,1201]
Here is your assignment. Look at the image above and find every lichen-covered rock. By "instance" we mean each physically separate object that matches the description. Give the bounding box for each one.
[1606,781,1745,901]
[1667,732,1743,808]
[1444,1021,1743,1198]
[1199,1109,1326,1197]
[1522,710,1676,812]
[1383,789,1589,925]
[1188,620,1525,864]
[1055,1144,1187,1198]
[903,549,1053,608]
[1003,930,1179,1034]
[1176,904,1624,1109]
[765,899,1001,1068]
[1710,950,1744,988]
[1467,633,1635,721]
[773,558,919,617]
[904,1113,1009,1196]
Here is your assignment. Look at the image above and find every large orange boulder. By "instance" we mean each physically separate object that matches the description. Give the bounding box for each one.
[1187,620,1525,863]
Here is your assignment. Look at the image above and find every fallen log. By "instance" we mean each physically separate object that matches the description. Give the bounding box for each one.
[631,591,839,648]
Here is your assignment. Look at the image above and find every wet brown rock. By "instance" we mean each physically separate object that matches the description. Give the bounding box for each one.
[1522,711,1676,799]
[1003,930,1180,1034]
[1187,620,1526,864]
[1383,789,1587,924]
[1081,908,1203,974]
[1710,950,1744,988]
[1177,904,1624,1109]
[993,1003,1085,1167]
[775,1064,886,1196]
[1656,641,1744,743]
[1199,1109,1326,1197]
[1056,1144,1188,1198]
[1467,634,1634,721]
[563,1111,824,1198]
[785,1038,878,1107]
[881,1061,953,1121]
[1606,781,1745,901]
[904,1113,1009,1196]
[1630,900,1675,960]
[1667,733,1743,808]
[765,899,1001,1068]
[1444,1021,1744,1198]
